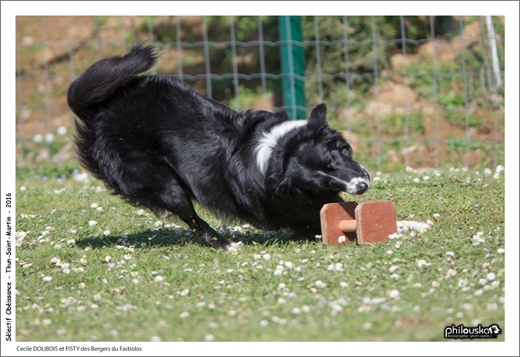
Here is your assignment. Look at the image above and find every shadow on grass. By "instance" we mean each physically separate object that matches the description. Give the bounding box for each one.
[74,226,316,251]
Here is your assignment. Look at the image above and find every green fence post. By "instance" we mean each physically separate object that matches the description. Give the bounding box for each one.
[279,16,306,120]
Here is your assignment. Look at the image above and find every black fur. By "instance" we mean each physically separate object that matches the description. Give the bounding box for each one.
[68,44,370,250]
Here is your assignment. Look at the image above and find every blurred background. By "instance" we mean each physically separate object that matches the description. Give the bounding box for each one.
[15,16,505,180]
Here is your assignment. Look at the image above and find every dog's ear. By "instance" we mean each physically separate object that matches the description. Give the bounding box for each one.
[276,111,291,121]
[308,103,327,130]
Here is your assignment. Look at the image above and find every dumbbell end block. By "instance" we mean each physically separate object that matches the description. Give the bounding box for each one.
[320,201,358,245]
[354,201,398,245]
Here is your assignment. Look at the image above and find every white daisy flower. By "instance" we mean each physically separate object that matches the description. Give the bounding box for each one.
[388,290,400,299]
[446,268,457,277]
[486,272,496,281]
[486,303,498,311]
[416,259,428,267]
[315,280,326,289]
[457,278,468,288]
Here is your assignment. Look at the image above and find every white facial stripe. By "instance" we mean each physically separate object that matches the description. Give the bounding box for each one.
[255,120,307,175]
[317,172,370,194]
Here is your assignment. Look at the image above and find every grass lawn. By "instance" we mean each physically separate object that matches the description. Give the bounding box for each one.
[14,169,505,342]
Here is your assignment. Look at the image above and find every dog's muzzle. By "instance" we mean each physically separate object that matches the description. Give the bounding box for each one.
[345,169,371,195]
[354,180,369,194]
[346,177,370,195]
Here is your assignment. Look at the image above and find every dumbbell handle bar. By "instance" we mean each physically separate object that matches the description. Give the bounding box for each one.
[339,220,357,233]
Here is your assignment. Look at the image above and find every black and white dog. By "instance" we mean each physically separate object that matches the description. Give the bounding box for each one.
[68,45,371,251]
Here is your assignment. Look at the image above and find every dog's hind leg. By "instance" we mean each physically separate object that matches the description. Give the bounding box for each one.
[157,189,238,251]
[179,205,237,251]
[114,160,237,251]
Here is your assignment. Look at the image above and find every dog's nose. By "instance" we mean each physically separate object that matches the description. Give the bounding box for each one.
[356,181,368,194]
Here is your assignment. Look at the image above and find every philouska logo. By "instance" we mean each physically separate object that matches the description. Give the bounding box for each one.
[444,324,502,339]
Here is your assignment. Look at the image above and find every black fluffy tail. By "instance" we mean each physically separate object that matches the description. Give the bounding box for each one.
[67,44,159,121]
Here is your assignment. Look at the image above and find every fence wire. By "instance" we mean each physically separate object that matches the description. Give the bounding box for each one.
[16,16,505,172]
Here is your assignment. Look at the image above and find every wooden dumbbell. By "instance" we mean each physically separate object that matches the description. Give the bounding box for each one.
[320,201,398,245]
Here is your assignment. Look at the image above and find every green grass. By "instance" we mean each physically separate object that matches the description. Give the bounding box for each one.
[15,169,505,342]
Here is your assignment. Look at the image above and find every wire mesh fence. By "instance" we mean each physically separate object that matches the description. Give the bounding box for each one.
[15,16,505,175]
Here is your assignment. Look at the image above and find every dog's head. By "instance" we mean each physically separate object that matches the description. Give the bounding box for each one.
[263,104,370,196]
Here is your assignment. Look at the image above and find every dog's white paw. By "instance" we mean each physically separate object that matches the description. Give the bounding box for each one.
[397,221,432,234]
[225,241,241,253]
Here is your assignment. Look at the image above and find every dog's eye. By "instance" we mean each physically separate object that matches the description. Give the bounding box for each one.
[326,160,334,169]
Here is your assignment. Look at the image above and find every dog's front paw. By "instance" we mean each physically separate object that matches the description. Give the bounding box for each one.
[225,241,242,253]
